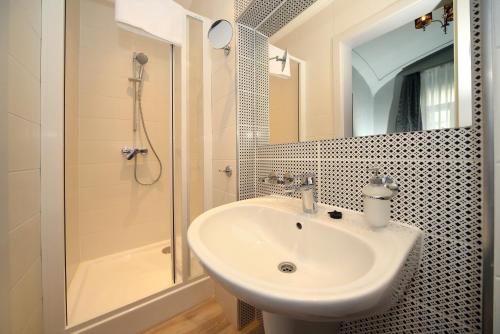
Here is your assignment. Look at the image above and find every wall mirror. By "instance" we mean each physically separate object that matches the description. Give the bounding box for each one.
[267,0,472,144]
[208,19,233,55]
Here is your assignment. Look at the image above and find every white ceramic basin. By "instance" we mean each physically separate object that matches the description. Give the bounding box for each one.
[188,196,421,323]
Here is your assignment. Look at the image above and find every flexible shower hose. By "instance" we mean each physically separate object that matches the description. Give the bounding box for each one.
[134,79,163,185]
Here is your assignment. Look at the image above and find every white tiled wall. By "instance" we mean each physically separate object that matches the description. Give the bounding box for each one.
[7,0,43,333]
[493,0,500,331]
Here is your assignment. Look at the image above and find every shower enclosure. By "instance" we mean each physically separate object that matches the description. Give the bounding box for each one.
[60,0,212,328]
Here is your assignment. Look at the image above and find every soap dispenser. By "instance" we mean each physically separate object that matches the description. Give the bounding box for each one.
[362,168,399,228]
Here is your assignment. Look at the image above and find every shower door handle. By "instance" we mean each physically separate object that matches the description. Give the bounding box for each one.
[218,166,233,177]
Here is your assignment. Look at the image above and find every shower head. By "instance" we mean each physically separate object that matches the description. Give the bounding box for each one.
[133,52,148,81]
[135,52,149,66]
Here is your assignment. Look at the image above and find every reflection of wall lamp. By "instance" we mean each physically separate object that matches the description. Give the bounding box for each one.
[269,49,288,72]
[414,4,454,34]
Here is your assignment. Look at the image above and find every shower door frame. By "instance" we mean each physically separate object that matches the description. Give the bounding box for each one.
[180,12,214,282]
[41,1,214,333]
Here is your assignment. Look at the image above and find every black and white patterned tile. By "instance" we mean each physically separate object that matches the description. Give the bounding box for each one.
[256,0,319,37]
[237,0,285,28]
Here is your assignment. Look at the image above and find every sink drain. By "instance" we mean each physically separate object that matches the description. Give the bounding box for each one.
[161,246,171,254]
[278,262,297,273]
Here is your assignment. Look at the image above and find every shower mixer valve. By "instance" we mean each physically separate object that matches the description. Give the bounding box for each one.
[121,147,148,161]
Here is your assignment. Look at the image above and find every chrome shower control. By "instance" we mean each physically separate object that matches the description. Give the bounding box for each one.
[121,147,148,160]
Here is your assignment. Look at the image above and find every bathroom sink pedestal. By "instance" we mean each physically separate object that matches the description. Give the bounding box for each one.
[262,312,340,334]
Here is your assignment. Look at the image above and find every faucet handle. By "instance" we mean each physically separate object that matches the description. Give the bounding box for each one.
[285,172,316,190]
[300,172,316,186]
[121,147,134,155]
[260,171,296,185]
[282,172,295,185]
[259,171,278,184]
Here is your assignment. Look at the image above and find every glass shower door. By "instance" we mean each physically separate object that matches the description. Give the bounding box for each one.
[64,0,175,325]
[173,14,212,283]
[186,15,208,280]
[64,0,212,326]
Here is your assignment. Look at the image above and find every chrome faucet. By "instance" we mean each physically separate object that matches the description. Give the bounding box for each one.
[284,173,317,214]
[260,172,317,214]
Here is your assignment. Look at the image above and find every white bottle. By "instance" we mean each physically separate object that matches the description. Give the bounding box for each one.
[362,168,399,228]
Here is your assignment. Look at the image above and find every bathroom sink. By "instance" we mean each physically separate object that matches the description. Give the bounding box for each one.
[187,196,421,328]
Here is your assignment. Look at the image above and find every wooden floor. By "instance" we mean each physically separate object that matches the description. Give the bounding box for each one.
[144,299,263,334]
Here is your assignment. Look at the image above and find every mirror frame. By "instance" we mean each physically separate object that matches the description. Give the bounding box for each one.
[208,19,233,55]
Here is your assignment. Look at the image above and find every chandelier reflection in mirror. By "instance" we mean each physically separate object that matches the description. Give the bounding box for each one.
[415,4,454,34]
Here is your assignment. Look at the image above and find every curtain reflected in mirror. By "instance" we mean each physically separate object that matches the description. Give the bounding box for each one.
[391,46,455,133]
[420,61,455,129]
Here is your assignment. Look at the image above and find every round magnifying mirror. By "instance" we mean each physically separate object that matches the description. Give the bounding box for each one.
[208,19,233,55]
